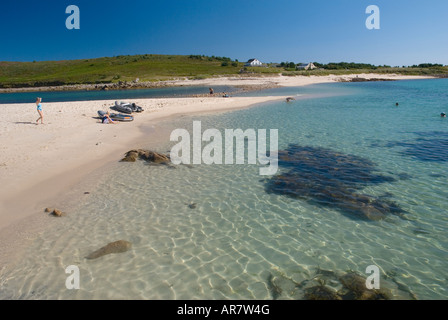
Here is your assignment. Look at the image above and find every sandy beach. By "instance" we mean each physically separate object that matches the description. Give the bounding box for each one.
[0,73,433,264]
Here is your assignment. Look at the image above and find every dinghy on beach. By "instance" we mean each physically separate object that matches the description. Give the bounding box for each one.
[98,110,134,122]
[111,101,144,114]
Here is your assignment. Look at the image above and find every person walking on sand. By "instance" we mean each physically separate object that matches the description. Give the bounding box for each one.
[36,97,44,124]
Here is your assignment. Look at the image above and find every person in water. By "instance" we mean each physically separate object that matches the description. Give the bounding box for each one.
[35,97,44,124]
[441,112,446,118]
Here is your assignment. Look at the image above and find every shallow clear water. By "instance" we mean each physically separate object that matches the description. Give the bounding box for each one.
[0,85,236,104]
[1,79,447,300]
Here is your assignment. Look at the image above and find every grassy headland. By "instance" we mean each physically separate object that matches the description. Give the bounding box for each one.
[0,54,446,89]
[0,54,242,88]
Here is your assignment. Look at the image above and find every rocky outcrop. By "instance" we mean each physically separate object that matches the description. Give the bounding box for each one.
[120,149,170,164]
[340,77,395,83]
[85,240,132,260]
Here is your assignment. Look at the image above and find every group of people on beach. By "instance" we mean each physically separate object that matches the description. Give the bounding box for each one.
[209,88,230,98]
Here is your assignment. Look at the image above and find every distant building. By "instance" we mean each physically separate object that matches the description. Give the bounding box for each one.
[244,59,263,67]
[297,62,317,70]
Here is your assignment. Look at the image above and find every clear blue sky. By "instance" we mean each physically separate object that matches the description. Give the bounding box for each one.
[1,0,447,66]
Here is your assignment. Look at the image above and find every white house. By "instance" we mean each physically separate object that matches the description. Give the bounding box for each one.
[297,62,317,70]
[244,59,263,67]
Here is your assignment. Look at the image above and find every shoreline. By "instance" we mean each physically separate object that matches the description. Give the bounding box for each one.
[0,73,435,94]
[0,73,436,268]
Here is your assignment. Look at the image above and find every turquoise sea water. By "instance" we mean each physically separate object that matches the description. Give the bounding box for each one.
[1,79,447,299]
[0,85,236,104]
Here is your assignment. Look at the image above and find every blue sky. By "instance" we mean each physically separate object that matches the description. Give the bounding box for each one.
[1,0,447,66]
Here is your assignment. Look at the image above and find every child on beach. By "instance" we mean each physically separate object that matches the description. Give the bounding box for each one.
[36,97,44,124]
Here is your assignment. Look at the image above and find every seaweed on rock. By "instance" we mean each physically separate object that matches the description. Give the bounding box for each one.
[265,144,406,221]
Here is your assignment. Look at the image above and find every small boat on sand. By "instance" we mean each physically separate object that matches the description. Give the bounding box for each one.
[111,101,144,114]
[98,110,134,122]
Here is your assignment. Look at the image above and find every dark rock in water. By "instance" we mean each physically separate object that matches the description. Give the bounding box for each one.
[397,173,412,180]
[120,149,170,164]
[339,272,367,295]
[265,144,405,221]
[187,203,197,209]
[121,151,139,162]
[85,240,132,260]
[267,273,282,300]
[342,77,395,83]
[413,228,430,235]
[385,132,448,162]
[304,285,342,300]
[339,272,391,300]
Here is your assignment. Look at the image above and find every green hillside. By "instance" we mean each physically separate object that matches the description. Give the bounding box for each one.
[0,54,244,88]
[0,54,446,89]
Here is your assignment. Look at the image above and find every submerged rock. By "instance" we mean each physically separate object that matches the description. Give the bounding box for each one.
[186,202,197,209]
[339,272,391,300]
[266,273,283,300]
[120,151,139,162]
[85,240,132,260]
[120,149,170,164]
[304,285,342,300]
[385,131,448,162]
[265,144,406,221]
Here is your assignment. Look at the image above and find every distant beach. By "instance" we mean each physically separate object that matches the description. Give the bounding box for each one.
[0,73,434,93]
